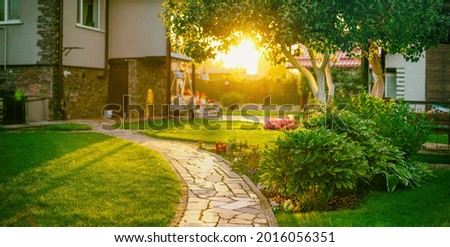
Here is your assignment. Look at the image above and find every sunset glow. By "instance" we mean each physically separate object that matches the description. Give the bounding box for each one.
[216,39,260,75]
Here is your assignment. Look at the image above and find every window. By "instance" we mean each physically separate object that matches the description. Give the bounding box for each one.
[385,71,397,99]
[77,0,99,29]
[0,0,20,23]
[385,68,405,99]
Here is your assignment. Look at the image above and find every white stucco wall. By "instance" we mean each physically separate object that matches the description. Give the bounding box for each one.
[63,0,106,69]
[385,53,427,101]
[0,0,41,65]
[109,0,167,59]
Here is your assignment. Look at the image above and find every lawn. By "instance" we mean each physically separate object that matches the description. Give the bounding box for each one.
[275,170,450,227]
[416,153,450,164]
[427,134,448,144]
[0,132,181,226]
[122,119,282,146]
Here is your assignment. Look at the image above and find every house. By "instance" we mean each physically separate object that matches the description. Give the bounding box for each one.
[385,44,450,103]
[0,0,188,124]
[374,0,450,103]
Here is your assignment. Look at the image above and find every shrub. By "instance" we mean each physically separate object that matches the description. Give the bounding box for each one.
[304,108,434,192]
[219,92,244,109]
[335,91,432,159]
[259,127,368,211]
[263,119,299,130]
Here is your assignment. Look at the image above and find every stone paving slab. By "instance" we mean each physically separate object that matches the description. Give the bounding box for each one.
[79,120,277,227]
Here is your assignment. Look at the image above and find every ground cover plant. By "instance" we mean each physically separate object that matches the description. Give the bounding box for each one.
[0,132,181,226]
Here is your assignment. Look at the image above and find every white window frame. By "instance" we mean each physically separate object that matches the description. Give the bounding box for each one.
[76,0,101,31]
[0,0,22,25]
[385,69,397,99]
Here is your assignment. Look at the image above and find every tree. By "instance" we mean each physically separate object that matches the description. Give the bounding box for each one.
[336,0,449,98]
[161,0,449,102]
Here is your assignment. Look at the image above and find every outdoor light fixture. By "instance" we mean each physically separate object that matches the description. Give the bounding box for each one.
[200,72,209,82]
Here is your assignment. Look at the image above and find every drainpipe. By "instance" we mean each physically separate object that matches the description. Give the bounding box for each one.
[0,26,6,71]
[166,38,171,119]
[100,0,109,78]
[57,0,66,119]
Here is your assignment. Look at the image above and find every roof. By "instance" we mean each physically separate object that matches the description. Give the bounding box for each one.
[286,50,361,69]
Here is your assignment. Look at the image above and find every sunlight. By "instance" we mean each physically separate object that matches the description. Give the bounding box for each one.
[216,39,260,75]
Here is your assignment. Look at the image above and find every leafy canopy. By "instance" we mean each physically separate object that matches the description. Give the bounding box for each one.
[161,0,449,63]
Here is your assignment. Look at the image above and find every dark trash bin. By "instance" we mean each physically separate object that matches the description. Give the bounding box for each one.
[0,90,25,125]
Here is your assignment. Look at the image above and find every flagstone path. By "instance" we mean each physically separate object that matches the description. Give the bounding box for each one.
[80,120,277,227]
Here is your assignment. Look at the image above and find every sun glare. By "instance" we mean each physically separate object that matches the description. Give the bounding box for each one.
[216,39,260,75]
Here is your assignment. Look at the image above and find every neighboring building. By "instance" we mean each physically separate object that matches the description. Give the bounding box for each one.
[383,1,449,103]
[0,0,186,124]
[385,44,450,103]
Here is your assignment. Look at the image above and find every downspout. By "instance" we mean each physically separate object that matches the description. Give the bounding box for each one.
[101,0,109,78]
[0,26,6,71]
[57,0,66,119]
[166,38,171,119]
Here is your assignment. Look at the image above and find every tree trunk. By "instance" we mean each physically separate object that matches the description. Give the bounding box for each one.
[325,64,335,97]
[314,68,327,104]
[281,46,319,100]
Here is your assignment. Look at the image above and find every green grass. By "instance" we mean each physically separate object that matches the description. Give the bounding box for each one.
[275,170,450,227]
[122,119,282,146]
[0,132,181,226]
[5,123,92,132]
[427,134,448,144]
[416,153,450,164]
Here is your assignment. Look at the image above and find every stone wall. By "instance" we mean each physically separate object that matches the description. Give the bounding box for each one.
[62,67,108,119]
[128,58,168,118]
[0,65,59,120]
[37,0,60,65]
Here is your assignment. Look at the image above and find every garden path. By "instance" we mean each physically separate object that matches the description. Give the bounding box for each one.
[80,120,277,227]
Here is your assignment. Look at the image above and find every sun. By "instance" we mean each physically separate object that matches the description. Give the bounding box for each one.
[215,39,260,75]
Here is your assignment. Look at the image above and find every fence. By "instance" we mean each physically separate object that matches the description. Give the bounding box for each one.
[405,101,449,151]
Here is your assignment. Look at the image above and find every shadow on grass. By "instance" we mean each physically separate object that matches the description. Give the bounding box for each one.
[0,133,181,226]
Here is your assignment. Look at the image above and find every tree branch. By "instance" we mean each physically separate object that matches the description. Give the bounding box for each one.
[281,45,319,98]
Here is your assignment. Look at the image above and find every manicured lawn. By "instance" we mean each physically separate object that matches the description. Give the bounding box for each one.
[122,119,282,146]
[427,134,448,144]
[275,170,450,227]
[0,132,181,226]
[416,153,450,164]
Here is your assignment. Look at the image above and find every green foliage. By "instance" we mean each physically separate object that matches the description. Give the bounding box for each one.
[216,139,262,182]
[337,0,450,61]
[219,91,244,107]
[161,0,449,63]
[259,127,368,211]
[331,67,364,93]
[335,91,432,159]
[304,106,434,192]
